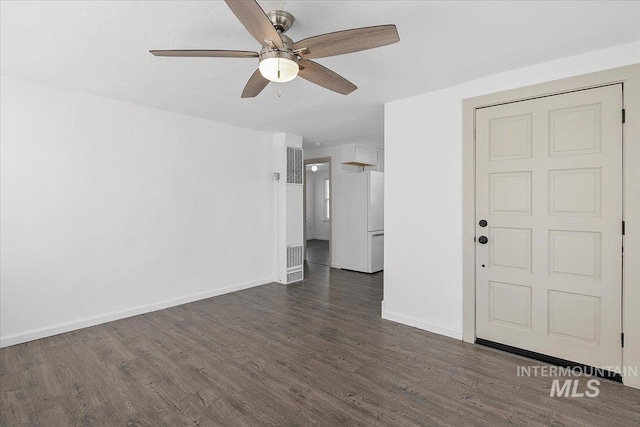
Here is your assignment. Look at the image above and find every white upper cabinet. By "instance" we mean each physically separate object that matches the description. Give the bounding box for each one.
[341,144,378,166]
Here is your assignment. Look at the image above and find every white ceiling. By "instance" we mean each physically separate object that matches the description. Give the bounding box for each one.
[2,1,639,148]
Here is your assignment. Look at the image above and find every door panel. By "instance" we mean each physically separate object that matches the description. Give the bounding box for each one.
[475,84,622,368]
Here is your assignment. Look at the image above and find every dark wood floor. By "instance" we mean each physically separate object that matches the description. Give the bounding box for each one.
[1,263,639,426]
[305,239,330,266]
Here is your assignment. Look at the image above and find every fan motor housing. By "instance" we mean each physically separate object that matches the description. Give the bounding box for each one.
[259,47,299,67]
[260,45,299,68]
[260,33,295,55]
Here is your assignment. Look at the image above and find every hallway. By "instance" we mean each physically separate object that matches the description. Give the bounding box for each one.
[305,239,330,266]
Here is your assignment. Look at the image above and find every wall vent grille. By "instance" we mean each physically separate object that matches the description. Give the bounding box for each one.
[286,147,303,184]
[287,269,304,283]
[287,245,303,269]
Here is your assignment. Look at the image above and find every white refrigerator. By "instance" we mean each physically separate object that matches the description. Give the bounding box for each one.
[341,171,384,273]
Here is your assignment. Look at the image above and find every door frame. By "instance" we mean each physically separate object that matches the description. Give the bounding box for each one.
[303,157,332,265]
[462,63,640,388]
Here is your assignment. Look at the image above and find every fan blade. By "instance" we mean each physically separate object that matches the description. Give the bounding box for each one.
[242,69,269,98]
[224,0,283,49]
[293,24,399,59]
[298,59,357,95]
[150,50,259,58]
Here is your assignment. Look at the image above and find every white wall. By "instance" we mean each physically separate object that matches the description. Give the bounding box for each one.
[0,75,276,347]
[313,169,330,240]
[383,41,640,339]
[306,166,330,240]
[274,132,304,284]
[305,168,316,238]
[305,146,384,268]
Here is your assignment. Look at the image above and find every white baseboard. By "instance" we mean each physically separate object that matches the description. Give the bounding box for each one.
[381,306,463,340]
[0,277,273,348]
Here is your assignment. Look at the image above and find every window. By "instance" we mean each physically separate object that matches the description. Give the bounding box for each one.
[323,178,330,220]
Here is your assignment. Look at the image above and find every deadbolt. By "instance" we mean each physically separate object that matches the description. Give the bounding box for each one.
[479,219,487,227]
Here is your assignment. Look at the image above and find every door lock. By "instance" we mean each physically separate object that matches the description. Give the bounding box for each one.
[479,219,488,227]
[478,236,488,244]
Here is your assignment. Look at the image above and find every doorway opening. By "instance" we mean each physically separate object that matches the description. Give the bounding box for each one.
[304,158,331,266]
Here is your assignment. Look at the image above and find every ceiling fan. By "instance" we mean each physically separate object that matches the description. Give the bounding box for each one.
[150,0,400,98]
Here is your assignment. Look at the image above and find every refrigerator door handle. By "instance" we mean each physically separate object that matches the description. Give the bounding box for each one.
[372,232,384,237]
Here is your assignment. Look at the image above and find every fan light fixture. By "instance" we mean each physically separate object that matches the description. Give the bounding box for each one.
[258,51,299,83]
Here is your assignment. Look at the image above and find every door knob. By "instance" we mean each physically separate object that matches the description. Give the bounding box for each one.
[478,236,488,244]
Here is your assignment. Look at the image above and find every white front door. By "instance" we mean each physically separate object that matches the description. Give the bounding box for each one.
[475,84,623,368]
